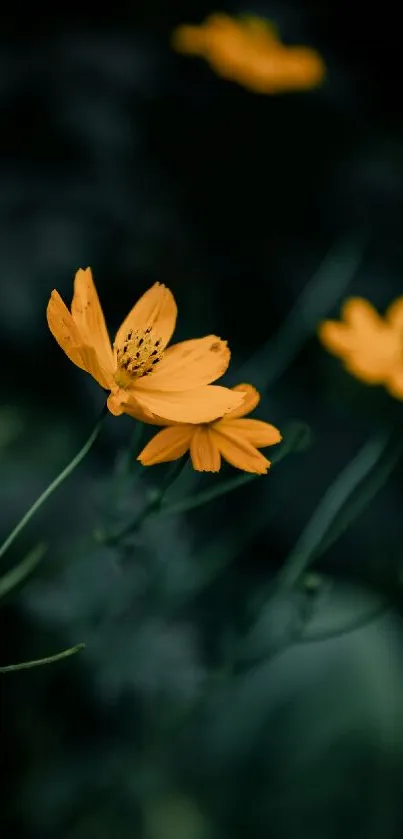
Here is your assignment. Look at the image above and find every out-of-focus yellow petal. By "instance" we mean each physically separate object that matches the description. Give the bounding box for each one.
[342,357,384,385]
[190,426,221,472]
[386,297,403,331]
[138,425,194,466]
[241,16,279,44]
[172,13,325,94]
[318,320,353,356]
[171,24,208,54]
[114,283,177,355]
[341,298,383,333]
[386,367,403,399]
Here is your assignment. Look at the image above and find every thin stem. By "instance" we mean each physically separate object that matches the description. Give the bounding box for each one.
[104,457,189,545]
[300,602,391,644]
[100,421,309,546]
[237,236,365,390]
[0,542,47,600]
[0,405,108,563]
[315,439,403,560]
[0,643,85,673]
[277,428,394,591]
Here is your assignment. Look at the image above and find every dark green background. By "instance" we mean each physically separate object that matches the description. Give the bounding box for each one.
[1,4,403,837]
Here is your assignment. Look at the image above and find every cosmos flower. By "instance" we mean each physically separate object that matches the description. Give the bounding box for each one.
[318,297,403,398]
[47,268,244,423]
[138,383,282,474]
[172,13,325,93]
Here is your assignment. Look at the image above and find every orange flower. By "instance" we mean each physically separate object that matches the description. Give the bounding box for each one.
[172,13,325,94]
[47,268,244,423]
[318,297,403,398]
[137,383,282,474]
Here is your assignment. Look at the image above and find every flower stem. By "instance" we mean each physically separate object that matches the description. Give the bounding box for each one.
[105,457,189,545]
[0,404,108,563]
[0,542,47,600]
[237,236,365,390]
[277,428,396,591]
[0,643,85,673]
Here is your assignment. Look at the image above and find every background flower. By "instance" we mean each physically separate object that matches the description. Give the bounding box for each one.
[172,13,325,93]
[319,297,403,397]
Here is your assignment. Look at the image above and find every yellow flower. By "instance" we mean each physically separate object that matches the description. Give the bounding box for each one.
[172,13,325,94]
[318,297,403,398]
[137,383,282,474]
[47,268,244,423]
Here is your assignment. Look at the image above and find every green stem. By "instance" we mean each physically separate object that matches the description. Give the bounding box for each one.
[0,643,85,673]
[237,236,365,390]
[104,457,189,545]
[0,542,47,600]
[100,421,309,546]
[0,405,108,563]
[277,428,394,591]
[314,439,403,560]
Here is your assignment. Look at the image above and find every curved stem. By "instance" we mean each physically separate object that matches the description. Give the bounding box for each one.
[104,457,188,545]
[0,404,108,563]
[0,542,47,600]
[237,236,365,390]
[277,428,395,591]
[0,643,85,673]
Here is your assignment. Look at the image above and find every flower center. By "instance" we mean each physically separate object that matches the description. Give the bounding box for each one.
[114,326,164,388]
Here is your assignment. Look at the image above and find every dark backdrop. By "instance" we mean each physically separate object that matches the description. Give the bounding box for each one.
[1,4,403,838]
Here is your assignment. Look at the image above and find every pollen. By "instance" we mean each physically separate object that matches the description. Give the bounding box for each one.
[115,326,164,388]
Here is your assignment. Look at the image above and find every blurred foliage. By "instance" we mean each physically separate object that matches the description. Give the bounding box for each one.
[2,3,403,838]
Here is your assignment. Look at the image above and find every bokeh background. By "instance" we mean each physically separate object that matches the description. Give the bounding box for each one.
[1,3,403,838]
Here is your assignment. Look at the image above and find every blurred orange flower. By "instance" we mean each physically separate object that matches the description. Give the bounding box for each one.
[171,13,325,93]
[138,383,282,474]
[47,268,244,424]
[318,297,403,398]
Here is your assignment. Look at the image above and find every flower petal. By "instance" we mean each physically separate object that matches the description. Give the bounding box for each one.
[213,426,271,474]
[171,24,208,54]
[47,290,88,372]
[252,48,325,93]
[190,426,221,472]
[135,336,231,392]
[130,384,244,424]
[318,320,352,356]
[47,290,111,388]
[106,387,159,420]
[71,267,114,376]
[242,16,279,44]
[386,297,403,331]
[138,425,194,466]
[114,283,177,353]
[341,298,383,332]
[346,326,402,381]
[223,383,259,419]
[386,368,403,400]
[343,356,384,384]
[221,417,282,447]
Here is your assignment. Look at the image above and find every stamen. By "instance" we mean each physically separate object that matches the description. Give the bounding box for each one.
[115,327,164,387]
